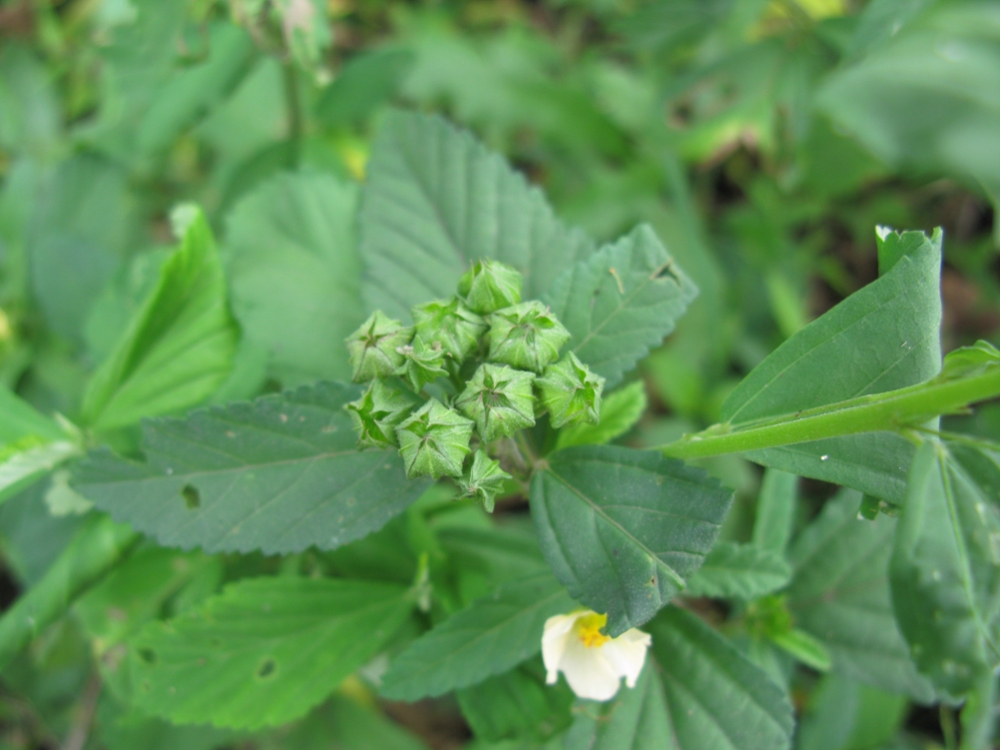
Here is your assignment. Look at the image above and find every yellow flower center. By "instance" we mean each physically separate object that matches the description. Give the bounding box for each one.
[576,612,611,648]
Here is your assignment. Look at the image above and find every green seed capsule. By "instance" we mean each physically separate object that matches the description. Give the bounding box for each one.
[412,297,487,362]
[536,352,605,428]
[458,259,523,314]
[459,451,512,513]
[344,381,420,450]
[395,399,475,479]
[487,301,570,374]
[456,363,536,442]
[395,337,448,392]
[345,311,413,382]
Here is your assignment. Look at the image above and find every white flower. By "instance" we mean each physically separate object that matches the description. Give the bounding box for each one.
[542,609,652,701]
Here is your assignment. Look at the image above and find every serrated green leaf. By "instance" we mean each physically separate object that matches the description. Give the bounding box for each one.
[530,445,732,636]
[556,381,647,450]
[71,381,430,555]
[128,577,412,730]
[721,229,942,503]
[80,208,238,431]
[0,513,139,669]
[752,468,797,555]
[543,225,697,388]
[380,572,575,701]
[225,172,363,385]
[566,607,793,750]
[457,659,573,744]
[890,440,1000,696]
[359,109,595,320]
[787,489,936,702]
[685,542,791,600]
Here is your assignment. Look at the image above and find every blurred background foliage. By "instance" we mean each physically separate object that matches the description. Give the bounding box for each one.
[0,0,998,748]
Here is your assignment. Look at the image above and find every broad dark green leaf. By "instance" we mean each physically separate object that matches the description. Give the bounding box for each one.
[788,490,936,702]
[685,542,791,600]
[359,109,595,320]
[380,572,575,701]
[225,172,363,385]
[0,513,139,669]
[457,659,573,744]
[566,607,793,750]
[890,440,1000,696]
[721,229,942,503]
[128,577,412,729]
[530,445,732,636]
[315,47,415,127]
[80,208,238,431]
[555,381,647,450]
[543,225,697,388]
[72,381,430,555]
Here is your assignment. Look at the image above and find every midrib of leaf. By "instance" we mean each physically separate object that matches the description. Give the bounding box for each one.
[726,260,928,423]
[544,465,686,590]
[940,452,1000,662]
[569,262,672,355]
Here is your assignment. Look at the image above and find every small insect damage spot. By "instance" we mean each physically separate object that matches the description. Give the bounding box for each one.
[652,262,682,285]
[181,484,200,509]
[257,658,277,679]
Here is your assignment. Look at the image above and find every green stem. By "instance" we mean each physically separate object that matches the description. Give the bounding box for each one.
[658,368,1000,461]
[282,62,302,169]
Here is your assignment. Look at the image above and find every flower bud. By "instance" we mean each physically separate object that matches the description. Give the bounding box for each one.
[536,352,605,428]
[459,451,512,513]
[412,297,487,362]
[395,399,475,479]
[395,338,448,392]
[487,301,570,374]
[455,363,535,442]
[344,381,420,450]
[346,311,413,382]
[458,259,523,314]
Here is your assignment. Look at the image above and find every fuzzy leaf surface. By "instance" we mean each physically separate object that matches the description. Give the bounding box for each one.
[128,578,411,729]
[530,445,732,636]
[380,571,575,701]
[685,542,791,600]
[359,109,594,320]
[72,382,429,555]
[788,490,936,702]
[543,225,697,387]
[890,441,1000,696]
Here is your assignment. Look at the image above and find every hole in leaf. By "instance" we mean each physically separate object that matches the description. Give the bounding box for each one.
[181,484,200,509]
[257,658,276,679]
[138,647,157,665]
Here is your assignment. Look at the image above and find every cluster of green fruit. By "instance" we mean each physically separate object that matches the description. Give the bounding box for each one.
[344,259,605,510]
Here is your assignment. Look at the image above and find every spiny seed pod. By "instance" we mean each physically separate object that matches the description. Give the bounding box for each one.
[395,338,448,392]
[412,297,487,362]
[395,399,475,479]
[536,352,605,428]
[459,451,512,513]
[487,301,570,374]
[346,311,413,382]
[344,381,420,450]
[456,363,535,442]
[458,259,523,314]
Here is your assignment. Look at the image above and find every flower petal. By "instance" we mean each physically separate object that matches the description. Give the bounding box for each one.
[600,628,652,688]
[542,612,582,684]
[559,635,623,701]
